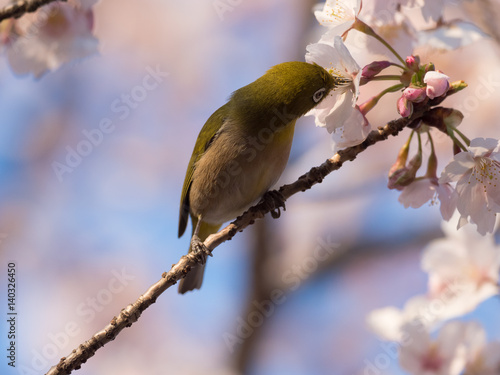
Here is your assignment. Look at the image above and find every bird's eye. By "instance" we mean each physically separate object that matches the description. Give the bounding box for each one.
[313,88,326,103]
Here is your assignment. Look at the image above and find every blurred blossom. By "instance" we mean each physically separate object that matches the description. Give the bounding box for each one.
[418,21,488,52]
[6,0,99,77]
[422,215,500,304]
[424,71,450,99]
[399,321,471,375]
[403,0,466,23]
[305,36,368,149]
[398,177,457,221]
[439,138,500,235]
[368,215,499,342]
[0,18,16,50]
[465,323,500,375]
[367,12,417,59]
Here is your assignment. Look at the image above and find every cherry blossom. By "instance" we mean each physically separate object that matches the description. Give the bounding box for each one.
[422,215,500,306]
[330,107,370,151]
[424,71,450,99]
[465,324,500,375]
[305,36,367,149]
[398,177,457,221]
[439,138,500,235]
[367,216,499,342]
[314,0,361,36]
[6,0,99,77]
[399,321,471,375]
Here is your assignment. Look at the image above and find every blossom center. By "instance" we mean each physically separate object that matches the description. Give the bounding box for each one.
[42,8,70,37]
[471,157,500,192]
[327,67,353,91]
[421,345,443,371]
[329,2,347,21]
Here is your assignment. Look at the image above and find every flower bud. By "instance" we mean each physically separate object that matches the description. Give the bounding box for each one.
[424,71,450,99]
[361,60,391,79]
[397,96,413,118]
[402,87,427,103]
[388,154,422,190]
[405,55,420,71]
[447,80,468,95]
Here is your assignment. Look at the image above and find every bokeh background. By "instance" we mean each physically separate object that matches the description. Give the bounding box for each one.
[1,0,500,374]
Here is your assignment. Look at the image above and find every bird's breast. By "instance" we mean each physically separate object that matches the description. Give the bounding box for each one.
[189,119,296,224]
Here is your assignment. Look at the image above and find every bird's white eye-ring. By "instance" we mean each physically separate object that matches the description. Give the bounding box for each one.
[313,88,326,103]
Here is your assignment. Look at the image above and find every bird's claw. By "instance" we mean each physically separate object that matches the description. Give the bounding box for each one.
[262,190,286,219]
[191,235,212,264]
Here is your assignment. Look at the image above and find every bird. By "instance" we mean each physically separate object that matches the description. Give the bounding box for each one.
[177,61,342,293]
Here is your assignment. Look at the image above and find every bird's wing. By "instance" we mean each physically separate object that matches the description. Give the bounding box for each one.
[178,103,230,237]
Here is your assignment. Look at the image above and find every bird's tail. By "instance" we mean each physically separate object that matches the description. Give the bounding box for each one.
[178,220,221,294]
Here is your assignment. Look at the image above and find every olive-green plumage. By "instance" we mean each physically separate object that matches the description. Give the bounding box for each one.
[178,61,336,293]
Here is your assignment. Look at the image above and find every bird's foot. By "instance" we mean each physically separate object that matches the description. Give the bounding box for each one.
[190,235,212,264]
[262,190,286,219]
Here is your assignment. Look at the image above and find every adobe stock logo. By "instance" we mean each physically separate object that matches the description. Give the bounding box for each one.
[213,0,242,20]
[51,65,169,182]
[17,268,135,374]
[223,236,340,353]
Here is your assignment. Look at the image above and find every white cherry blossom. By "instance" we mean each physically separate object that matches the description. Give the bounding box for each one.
[314,0,361,36]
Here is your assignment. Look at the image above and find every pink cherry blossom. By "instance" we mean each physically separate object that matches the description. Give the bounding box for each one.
[398,177,457,220]
[6,0,99,77]
[424,71,450,99]
[439,138,500,235]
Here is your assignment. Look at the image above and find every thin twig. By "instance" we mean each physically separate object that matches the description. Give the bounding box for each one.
[45,107,429,375]
[0,0,65,22]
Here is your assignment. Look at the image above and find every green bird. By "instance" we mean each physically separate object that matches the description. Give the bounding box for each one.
[178,61,341,293]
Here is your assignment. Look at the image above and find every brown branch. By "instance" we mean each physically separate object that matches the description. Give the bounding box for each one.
[0,0,65,22]
[45,107,427,375]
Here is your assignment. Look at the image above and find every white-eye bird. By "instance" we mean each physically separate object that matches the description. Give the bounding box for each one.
[178,61,341,293]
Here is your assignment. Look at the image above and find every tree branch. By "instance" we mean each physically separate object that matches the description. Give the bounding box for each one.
[0,0,65,22]
[45,108,427,375]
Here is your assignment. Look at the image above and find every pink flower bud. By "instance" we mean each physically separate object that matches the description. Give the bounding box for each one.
[402,87,427,103]
[405,55,419,71]
[361,60,391,79]
[397,96,413,118]
[424,71,450,99]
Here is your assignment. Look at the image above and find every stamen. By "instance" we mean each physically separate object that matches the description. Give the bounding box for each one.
[472,158,500,192]
[327,66,352,89]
